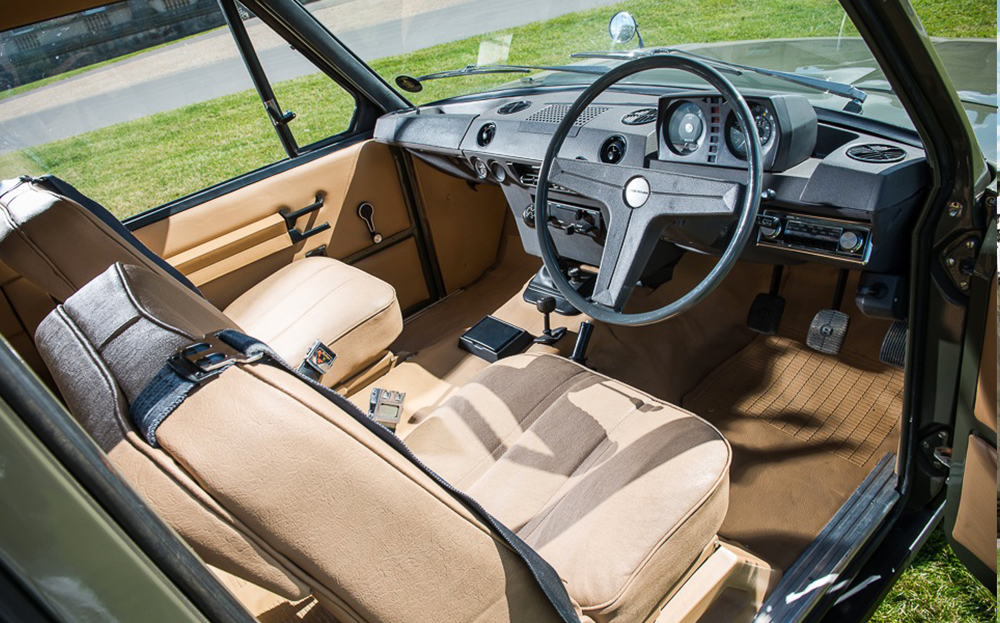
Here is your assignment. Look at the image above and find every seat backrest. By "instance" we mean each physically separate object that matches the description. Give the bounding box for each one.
[34,262,560,623]
[0,176,200,302]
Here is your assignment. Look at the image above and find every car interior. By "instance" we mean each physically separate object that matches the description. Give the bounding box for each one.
[0,1,995,622]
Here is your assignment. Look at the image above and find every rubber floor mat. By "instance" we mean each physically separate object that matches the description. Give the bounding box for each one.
[685,335,902,467]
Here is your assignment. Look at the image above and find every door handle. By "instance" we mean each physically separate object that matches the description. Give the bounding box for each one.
[280,194,330,243]
[358,202,383,244]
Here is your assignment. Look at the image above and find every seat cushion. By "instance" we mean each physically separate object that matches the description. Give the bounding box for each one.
[224,257,402,386]
[404,353,731,622]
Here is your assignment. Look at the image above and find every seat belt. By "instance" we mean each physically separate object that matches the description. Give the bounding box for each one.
[130,329,579,623]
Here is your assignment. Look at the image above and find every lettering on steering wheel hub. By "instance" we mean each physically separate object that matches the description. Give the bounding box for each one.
[623,176,650,208]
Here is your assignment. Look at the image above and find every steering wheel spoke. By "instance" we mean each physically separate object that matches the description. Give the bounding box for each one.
[643,167,743,217]
[592,205,664,311]
[550,157,743,218]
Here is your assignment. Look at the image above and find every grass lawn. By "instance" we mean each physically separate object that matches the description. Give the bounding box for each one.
[870,529,996,623]
[0,0,994,218]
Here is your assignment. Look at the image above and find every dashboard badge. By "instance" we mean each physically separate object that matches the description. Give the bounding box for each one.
[623,176,650,208]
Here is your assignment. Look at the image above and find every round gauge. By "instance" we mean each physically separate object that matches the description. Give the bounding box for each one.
[725,103,774,159]
[472,157,489,180]
[664,101,707,155]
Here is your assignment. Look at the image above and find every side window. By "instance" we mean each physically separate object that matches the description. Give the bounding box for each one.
[239,4,357,149]
[0,0,358,221]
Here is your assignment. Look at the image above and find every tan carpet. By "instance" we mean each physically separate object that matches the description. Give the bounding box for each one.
[688,335,903,468]
[351,238,903,574]
[683,334,901,571]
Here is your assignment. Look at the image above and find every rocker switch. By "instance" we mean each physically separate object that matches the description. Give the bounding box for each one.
[358,202,383,244]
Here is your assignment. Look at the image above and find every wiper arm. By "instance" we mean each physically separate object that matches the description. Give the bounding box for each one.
[572,48,867,112]
[395,64,607,93]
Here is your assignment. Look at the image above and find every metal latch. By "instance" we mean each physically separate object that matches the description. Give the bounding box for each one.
[299,340,337,380]
[169,332,262,382]
[369,387,405,431]
[918,428,952,472]
[939,231,980,294]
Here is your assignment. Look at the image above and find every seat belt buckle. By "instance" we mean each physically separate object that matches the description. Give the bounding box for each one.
[169,332,263,383]
[368,387,405,431]
[298,340,337,381]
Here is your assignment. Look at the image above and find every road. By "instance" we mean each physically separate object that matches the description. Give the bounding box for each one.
[0,0,621,154]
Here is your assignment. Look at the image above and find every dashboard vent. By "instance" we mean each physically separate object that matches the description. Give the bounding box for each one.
[476,122,496,147]
[526,104,610,126]
[621,108,657,125]
[497,100,531,115]
[846,143,906,164]
[512,164,576,194]
[600,135,627,164]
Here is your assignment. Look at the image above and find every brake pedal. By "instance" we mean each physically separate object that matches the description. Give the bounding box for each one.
[747,294,786,335]
[807,309,850,355]
[879,320,907,369]
[747,265,785,335]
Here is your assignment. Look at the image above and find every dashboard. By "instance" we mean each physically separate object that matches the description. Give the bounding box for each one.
[374,88,929,315]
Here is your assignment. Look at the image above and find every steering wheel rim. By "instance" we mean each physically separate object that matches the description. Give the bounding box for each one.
[534,55,763,326]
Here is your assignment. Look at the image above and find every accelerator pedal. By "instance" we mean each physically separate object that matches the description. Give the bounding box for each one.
[879,320,907,369]
[807,309,850,355]
[747,265,786,335]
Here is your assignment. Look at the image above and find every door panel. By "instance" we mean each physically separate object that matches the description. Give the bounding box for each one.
[354,237,430,312]
[133,140,415,308]
[952,434,997,572]
[944,247,997,586]
[973,276,996,433]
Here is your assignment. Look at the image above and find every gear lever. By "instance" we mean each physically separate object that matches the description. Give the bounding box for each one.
[534,296,567,345]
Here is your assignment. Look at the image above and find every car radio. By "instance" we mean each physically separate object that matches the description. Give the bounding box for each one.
[756,210,872,264]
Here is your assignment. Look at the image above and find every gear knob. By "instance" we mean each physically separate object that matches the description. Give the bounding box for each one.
[536,296,556,315]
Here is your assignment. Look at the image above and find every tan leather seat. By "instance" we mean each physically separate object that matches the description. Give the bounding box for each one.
[225,257,401,385]
[0,175,401,385]
[404,354,730,621]
[35,262,730,623]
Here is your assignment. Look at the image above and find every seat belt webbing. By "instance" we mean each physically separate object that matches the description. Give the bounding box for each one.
[130,329,578,623]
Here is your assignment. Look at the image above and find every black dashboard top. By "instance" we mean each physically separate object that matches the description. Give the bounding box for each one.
[374,88,929,273]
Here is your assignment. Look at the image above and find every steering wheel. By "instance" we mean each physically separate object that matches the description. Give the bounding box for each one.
[534,55,763,326]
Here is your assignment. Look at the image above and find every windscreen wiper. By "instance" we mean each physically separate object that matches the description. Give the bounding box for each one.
[394,64,607,93]
[573,48,868,112]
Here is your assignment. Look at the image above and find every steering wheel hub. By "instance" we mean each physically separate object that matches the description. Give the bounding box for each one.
[623,176,651,208]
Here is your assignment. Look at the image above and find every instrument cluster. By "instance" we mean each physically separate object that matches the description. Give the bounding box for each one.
[656,94,815,171]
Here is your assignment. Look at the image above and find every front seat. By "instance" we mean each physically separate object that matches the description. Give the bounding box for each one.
[0,175,401,386]
[34,262,731,623]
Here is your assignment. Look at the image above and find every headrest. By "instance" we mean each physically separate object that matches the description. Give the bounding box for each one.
[0,176,201,302]
[36,263,233,416]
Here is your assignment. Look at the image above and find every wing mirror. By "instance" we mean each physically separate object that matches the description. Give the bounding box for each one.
[608,11,644,48]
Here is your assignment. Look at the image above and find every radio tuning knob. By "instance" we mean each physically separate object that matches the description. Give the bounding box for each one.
[839,230,863,252]
[758,215,782,239]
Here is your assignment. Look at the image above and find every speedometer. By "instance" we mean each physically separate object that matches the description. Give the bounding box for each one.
[664,101,706,155]
[725,103,774,159]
